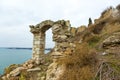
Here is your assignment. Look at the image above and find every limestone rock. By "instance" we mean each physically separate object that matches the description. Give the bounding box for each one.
[9,67,24,77]
[27,64,34,69]
[46,62,65,80]
[41,76,45,80]
[29,25,40,33]
[102,32,120,54]
[103,32,120,48]
[2,76,7,80]
[51,51,64,60]
[76,25,86,34]
[70,27,77,36]
[27,67,41,72]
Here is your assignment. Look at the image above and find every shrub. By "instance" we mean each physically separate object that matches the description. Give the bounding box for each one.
[19,74,26,80]
[116,4,120,10]
[4,64,20,74]
[88,18,92,26]
[59,43,98,80]
[87,35,100,47]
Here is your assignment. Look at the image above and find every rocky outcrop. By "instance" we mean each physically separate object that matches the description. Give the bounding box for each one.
[46,62,65,80]
[102,32,120,54]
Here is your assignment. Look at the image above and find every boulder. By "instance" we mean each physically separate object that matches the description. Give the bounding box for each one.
[27,67,41,72]
[103,32,120,48]
[9,67,24,77]
[102,32,120,54]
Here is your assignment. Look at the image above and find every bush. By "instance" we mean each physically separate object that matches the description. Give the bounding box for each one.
[87,35,100,47]
[4,64,20,74]
[59,43,98,80]
[19,74,26,80]
[116,4,120,10]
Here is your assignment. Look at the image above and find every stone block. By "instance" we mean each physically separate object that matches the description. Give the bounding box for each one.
[35,41,40,44]
[70,27,77,36]
[9,67,24,77]
[77,26,86,33]
[36,48,40,51]
[27,67,41,72]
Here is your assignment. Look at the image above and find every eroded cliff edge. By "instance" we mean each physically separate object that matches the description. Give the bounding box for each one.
[1,4,120,80]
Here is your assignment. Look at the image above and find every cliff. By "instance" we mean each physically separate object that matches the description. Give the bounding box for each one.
[1,4,120,80]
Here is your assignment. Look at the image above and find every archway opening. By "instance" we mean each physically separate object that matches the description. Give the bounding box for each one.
[45,28,55,54]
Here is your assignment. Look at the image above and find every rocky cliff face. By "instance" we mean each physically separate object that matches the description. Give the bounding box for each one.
[1,4,120,80]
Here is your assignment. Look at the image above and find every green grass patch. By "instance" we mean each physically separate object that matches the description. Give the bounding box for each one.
[88,36,100,47]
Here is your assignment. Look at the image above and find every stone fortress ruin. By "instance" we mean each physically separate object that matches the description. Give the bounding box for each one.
[29,20,86,64]
[29,20,86,80]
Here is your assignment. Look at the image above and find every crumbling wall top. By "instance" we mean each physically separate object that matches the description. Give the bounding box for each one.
[29,20,54,33]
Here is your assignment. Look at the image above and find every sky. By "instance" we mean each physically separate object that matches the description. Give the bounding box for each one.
[0,0,120,48]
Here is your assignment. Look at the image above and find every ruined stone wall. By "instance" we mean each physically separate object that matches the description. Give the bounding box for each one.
[29,20,87,65]
[30,20,72,64]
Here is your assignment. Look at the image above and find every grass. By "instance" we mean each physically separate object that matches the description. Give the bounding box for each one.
[101,23,120,36]
[4,64,21,75]
[87,35,100,48]
[58,43,98,80]
[19,74,26,80]
[94,62,120,80]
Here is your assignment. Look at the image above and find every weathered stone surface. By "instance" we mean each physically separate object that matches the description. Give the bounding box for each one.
[2,76,7,80]
[29,25,40,33]
[9,67,24,77]
[29,20,76,80]
[102,32,120,54]
[103,32,120,48]
[70,27,77,36]
[27,67,41,72]
[27,64,34,69]
[76,25,86,33]
[46,62,65,80]
[30,20,72,64]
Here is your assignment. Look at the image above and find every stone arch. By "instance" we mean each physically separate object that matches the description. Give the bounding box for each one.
[30,20,71,64]
[38,20,54,55]
[39,20,54,32]
[30,20,54,64]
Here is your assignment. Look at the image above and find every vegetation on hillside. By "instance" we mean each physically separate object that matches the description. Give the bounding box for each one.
[59,43,98,80]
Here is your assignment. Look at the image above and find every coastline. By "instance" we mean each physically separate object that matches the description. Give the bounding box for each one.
[3,47,52,50]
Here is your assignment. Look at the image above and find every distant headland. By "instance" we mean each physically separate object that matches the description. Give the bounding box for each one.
[6,47,51,50]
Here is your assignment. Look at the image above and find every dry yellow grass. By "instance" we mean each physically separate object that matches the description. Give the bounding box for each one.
[58,43,98,80]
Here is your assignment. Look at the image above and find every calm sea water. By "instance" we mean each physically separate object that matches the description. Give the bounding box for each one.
[0,48,32,75]
[0,48,50,75]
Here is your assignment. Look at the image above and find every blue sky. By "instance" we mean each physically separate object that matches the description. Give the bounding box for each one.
[0,0,120,48]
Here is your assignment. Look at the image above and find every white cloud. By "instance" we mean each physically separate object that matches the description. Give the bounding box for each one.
[0,0,120,47]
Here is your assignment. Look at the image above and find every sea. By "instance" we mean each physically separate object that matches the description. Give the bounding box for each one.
[0,48,49,75]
